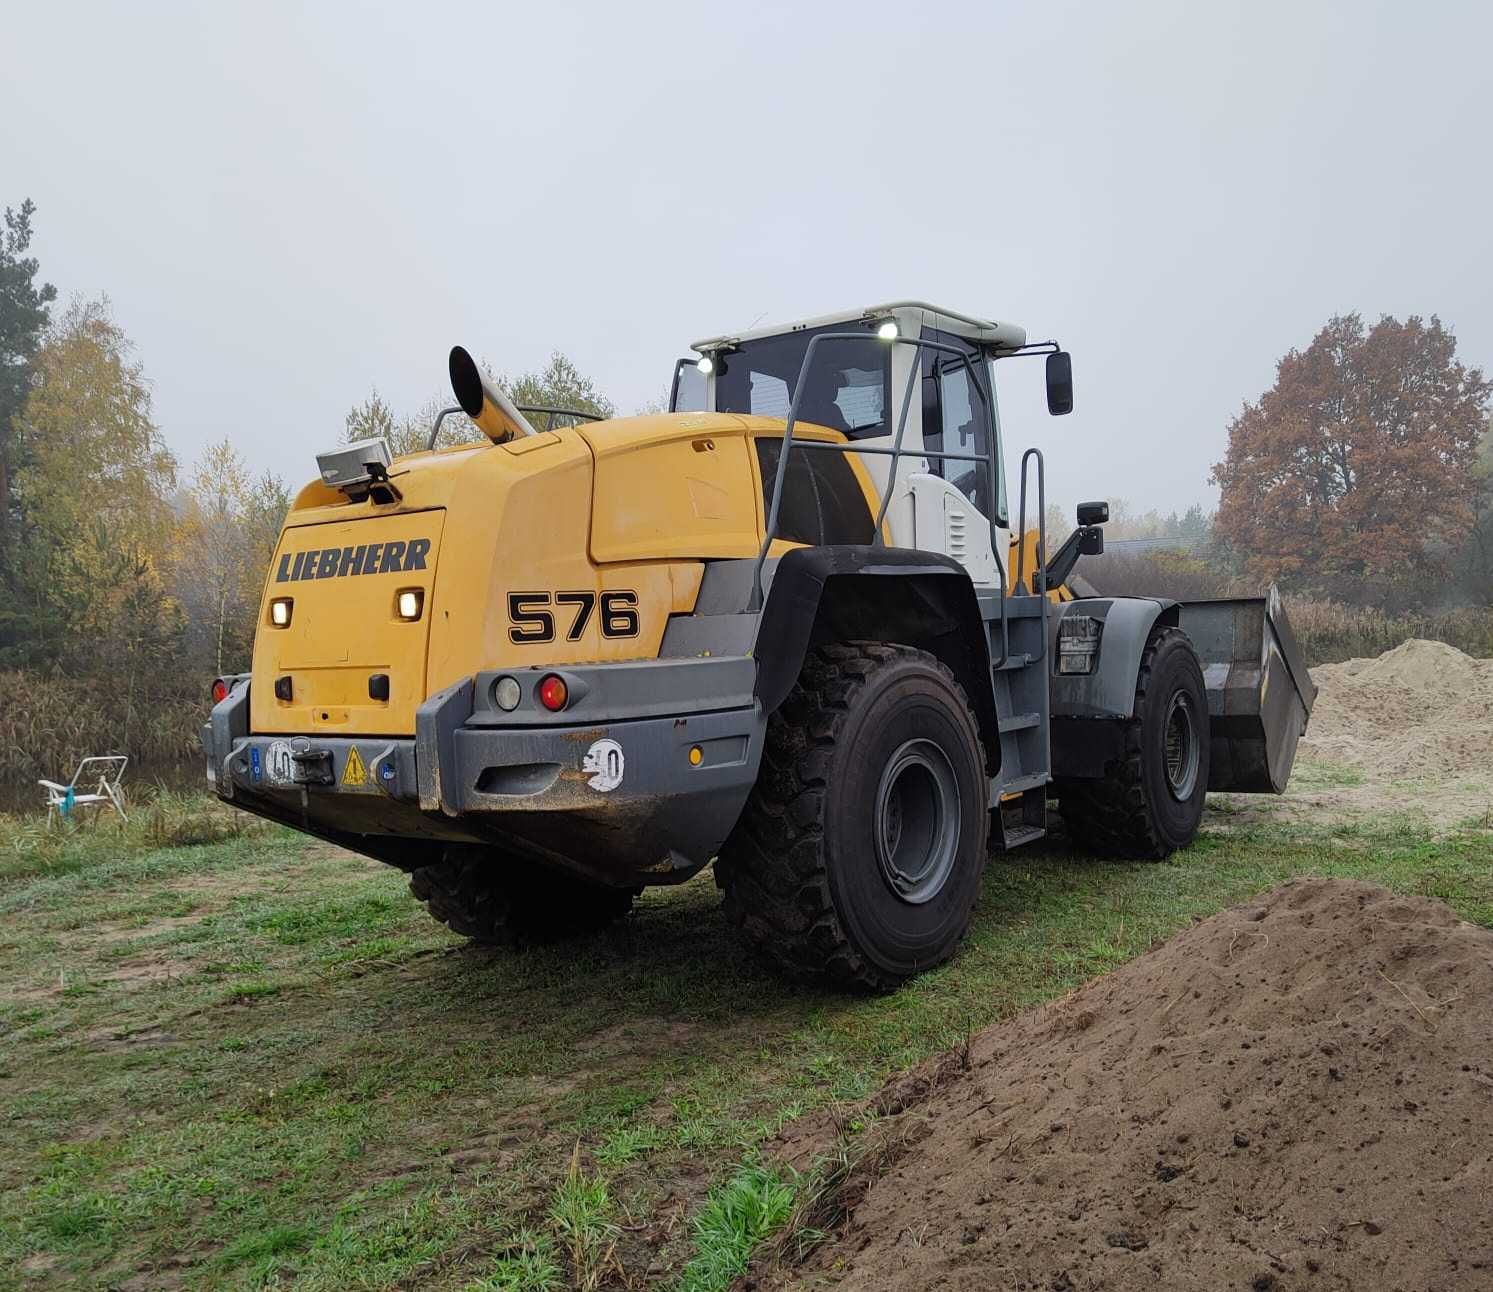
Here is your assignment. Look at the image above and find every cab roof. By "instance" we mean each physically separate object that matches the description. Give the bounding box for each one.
[691,301,1027,354]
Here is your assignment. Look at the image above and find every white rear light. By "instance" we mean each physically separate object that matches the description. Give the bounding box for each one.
[396,589,423,621]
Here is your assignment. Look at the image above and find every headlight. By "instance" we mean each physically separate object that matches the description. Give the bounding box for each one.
[269,597,293,628]
[1057,614,1102,675]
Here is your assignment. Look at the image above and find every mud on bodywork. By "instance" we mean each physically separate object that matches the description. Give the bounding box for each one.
[203,659,767,888]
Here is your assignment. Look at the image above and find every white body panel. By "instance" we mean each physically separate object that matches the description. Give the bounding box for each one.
[693,307,1014,582]
[910,473,1004,587]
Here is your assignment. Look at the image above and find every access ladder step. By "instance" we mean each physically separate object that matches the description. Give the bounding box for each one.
[994,654,1034,671]
[1001,824,1046,849]
[998,712,1041,733]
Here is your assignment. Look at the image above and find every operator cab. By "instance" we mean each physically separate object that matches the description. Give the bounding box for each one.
[671,302,1064,589]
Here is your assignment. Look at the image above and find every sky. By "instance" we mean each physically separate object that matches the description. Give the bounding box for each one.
[4,0,1490,515]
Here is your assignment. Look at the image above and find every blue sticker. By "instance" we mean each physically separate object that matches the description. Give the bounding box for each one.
[250,747,262,783]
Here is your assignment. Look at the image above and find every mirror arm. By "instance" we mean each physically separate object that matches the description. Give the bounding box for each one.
[1045,525,1103,590]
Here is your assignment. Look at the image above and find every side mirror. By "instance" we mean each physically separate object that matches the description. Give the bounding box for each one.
[1045,351,1074,416]
[1076,500,1109,526]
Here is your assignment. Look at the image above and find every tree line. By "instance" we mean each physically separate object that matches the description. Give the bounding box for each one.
[0,199,612,778]
[2,192,1489,779]
[1212,312,1492,612]
[1075,314,1491,616]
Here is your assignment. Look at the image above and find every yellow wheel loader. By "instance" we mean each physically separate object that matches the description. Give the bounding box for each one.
[204,303,1315,989]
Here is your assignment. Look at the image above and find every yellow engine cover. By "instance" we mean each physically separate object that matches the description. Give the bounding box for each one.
[249,414,880,738]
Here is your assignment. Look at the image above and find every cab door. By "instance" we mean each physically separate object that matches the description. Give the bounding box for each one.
[914,339,1007,587]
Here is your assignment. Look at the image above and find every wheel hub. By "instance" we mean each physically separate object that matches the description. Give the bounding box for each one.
[874,739,962,905]
[1163,689,1200,801]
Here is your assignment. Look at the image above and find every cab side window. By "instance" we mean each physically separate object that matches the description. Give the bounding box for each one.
[920,333,994,519]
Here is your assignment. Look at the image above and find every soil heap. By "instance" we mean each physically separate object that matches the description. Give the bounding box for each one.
[1301,639,1493,785]
[772,879,1493,1291]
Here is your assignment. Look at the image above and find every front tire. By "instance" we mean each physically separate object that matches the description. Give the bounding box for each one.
[1059,625,1210,859]
[716,642,990,991]
[410,847,636,946]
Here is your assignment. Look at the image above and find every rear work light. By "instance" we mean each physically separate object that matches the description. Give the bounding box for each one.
[537,674,569,712]
[269,597,293,627]
[211,678,230,704]
[396,588,424,621]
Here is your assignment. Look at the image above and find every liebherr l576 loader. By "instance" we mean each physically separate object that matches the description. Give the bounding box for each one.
[204,302,1315,989]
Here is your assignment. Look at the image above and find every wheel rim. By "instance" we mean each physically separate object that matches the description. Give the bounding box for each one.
[874,739,962,905]
[1163,690,1200,801]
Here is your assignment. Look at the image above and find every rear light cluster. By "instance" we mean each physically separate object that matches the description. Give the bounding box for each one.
[538,674,569,711]
[211,678,230,705]
[490,673,571,713]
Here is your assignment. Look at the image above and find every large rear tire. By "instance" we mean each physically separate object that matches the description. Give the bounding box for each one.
[409,848,636,946]
[716,642,989,992]
[1059,625,1209,859]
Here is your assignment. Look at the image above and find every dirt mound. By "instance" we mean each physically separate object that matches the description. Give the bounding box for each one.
[769,879,1493,1291]
[1300,639,1493,785]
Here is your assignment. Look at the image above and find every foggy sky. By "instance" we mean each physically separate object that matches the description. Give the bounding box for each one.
[4,0,1490,515]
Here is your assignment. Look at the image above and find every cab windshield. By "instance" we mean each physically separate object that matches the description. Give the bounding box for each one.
[713,323,890,440]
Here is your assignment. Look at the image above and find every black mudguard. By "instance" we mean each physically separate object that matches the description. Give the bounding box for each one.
[754,546,1002,763]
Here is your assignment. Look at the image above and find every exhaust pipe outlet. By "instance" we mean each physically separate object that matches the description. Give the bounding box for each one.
[448,346,537,443]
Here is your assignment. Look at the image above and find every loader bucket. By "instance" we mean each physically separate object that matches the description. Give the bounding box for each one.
[1175,585,1317,794]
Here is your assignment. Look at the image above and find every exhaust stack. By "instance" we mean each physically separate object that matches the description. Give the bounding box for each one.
[448,346,537,443]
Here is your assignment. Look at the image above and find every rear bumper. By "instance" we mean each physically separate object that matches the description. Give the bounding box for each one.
[203,660,765,886]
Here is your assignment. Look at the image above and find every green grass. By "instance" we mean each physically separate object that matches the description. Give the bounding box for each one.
[676,1162,798,1292]
[2,793,1490,1288]
[1289,757,1366,789]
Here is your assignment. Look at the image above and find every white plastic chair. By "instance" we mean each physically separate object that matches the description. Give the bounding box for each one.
[39,756,129,825]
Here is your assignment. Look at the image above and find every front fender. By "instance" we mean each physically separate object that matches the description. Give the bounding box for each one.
[754,546,983,712]
[1049,597,1177,719]
[752,546,1001,765]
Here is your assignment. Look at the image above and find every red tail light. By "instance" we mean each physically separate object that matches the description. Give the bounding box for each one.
[211,678,230,704]
[537,674,569,712]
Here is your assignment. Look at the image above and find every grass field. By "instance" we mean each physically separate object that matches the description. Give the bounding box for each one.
[2,794,1491,1290]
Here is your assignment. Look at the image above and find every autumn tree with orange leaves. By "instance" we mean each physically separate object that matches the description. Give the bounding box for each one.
[1213,314,1490,608]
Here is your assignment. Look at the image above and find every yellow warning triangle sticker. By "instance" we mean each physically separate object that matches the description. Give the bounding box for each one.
[342,746,367,787]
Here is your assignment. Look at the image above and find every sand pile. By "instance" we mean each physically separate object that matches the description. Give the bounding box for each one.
[768,879,1493,1291]
[1300,639,1493,784]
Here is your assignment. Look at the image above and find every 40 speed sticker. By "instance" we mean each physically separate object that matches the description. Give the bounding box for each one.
[265,741,295,786]
[581,739,624,792]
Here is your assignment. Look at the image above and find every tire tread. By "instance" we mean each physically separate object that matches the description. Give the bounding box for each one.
[1059,625,1202,860]
[716,641,986,991]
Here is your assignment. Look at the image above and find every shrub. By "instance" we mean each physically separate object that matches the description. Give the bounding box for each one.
[0,669,206,781]
[1078,552,1493,664]
[1079,549,1245,601]
[1283,600,1493,665]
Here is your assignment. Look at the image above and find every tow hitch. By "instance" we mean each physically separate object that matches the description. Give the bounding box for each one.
[290,747,336,786]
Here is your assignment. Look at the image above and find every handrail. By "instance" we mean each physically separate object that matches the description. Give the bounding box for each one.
[426,406,465,452]
[516,405,606,430]
[744,330,1012,666]
[426,403,603,450]
[1017,447,1049,663]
